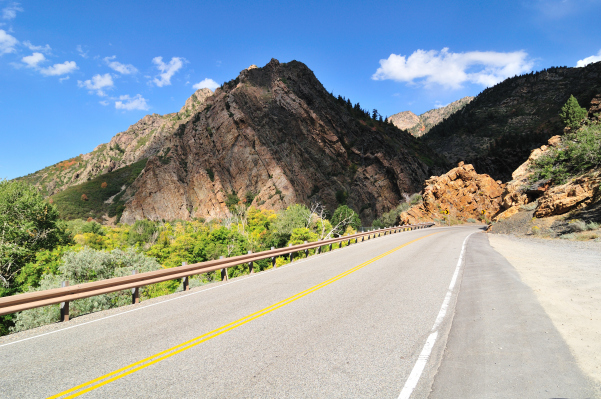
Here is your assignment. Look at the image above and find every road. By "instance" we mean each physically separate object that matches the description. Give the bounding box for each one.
[0,226,595,398]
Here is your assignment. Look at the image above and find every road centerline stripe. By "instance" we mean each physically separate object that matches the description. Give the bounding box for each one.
[48,232,439,399]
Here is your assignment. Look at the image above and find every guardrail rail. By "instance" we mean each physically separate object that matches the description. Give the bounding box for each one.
[0,223,435,321]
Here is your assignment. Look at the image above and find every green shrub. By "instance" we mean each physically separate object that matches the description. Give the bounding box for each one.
[335,190,348,205]
[128,220,158,246]
[569,219,587,232]
[375,202,411,228]
[331,205,361,235]
[410,194,423,205]
[11,247,162,332]
[206,168,215,182]
[586,221,600,230]
[244,192,256,204]
[560,95,587,130]
[225,192,240,211]
[531,124,601,183]
[271,204,311,241]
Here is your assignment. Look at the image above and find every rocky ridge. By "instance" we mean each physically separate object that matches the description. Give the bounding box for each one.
[387,97,474,137]
[119,59,442,224]
[19,88,213,197]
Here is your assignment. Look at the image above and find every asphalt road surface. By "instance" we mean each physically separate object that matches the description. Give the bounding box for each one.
[0,226,596,398]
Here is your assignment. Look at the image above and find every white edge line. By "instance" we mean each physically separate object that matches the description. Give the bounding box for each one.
[0,227,438,349]
[397,231,476,399]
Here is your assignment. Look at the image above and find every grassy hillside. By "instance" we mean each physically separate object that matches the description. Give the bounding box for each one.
[51,159,147,221]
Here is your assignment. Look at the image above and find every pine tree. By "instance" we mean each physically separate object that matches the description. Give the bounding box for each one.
[560,95,587,130]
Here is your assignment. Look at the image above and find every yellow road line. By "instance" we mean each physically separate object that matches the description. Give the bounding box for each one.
[49,232,438,398]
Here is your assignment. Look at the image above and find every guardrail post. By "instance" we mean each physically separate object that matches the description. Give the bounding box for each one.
[60,281,69,322]
[182,262,190,291]
[316,239,322,254]
[270,247,276,269]
[248,250,254,274]
[289,243,294,263]
[329,242,333,252]
[304,241,309,258]
[220,256,228,281]
[131,270,140,304]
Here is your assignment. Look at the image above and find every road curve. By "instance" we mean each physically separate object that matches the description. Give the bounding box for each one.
[0,226,484,398]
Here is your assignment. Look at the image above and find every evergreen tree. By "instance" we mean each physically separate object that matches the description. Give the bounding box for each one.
[560,95,587,129]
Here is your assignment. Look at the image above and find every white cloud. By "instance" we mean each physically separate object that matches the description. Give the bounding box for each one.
[40,60,78,76]
[576,49,601,67]
[372,48,534,89]
[77,73,114,96]
[23,40,51,54]
[115,94,149,111]
[99,100,109,106]
[2,2,23,20]
[104,55,137,75]
[193,78,219,91]
[59,76,70,83]
[152,56,184,87]
[0,29,18,54]
[76,45,88,58]
[22,52,45,67]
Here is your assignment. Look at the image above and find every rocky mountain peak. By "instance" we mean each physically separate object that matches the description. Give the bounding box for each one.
[388,111,420,131]
[388,97,474,138]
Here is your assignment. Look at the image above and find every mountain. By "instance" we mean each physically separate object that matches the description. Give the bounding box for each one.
[20,88,213,197]
[387,97,474,137]
[119,59,444,224]
[422,62,601,181]
[21,59,444,224]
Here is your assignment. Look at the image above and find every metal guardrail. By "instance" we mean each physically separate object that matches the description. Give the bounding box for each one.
[0,223,434,320]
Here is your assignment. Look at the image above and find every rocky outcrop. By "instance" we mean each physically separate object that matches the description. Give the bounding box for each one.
[387,97,474,138]
[534,173,601,217]
[120,59,442,224]
[423,63,601,181]
[492,135,561,220]
[19,88,213,197]
[398,162,505,225]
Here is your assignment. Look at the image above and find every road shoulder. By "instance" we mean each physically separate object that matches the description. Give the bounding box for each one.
[429,233,597,398]
[488,233,601,394]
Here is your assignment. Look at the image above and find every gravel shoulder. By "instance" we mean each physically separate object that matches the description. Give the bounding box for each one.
[488,233,601,391]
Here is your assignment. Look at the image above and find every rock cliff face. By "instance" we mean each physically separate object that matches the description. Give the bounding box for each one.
[387,97,474,138]
[120,59,441,224]
[423,62,601,181]
[398,162,505,225]
[19,88,213,196]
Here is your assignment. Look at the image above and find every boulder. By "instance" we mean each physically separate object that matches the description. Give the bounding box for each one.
[534,173,601,217]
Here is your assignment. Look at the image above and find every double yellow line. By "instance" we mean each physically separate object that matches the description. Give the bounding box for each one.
[49,232,438,398]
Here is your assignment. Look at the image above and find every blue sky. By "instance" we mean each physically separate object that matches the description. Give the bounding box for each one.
[1,0,600,180]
